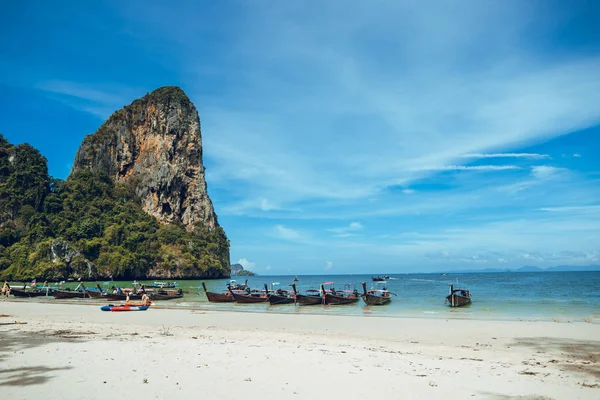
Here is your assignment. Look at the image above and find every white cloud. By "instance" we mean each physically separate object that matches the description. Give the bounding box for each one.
[414,165,521,172]
[402,189,415,195]
[265,265,272,271]
[180,1,600,215]
[573,153,582,158]
[531,166,565,180]
[274,225,306,242]
[462,153,550,159]
[540,205,600,213]
[324,261,333,270]
[327,221,364,237]
[236,258,256,269]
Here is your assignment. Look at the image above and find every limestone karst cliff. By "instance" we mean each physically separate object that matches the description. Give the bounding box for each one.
[72,86,217,231]
[0,87,230,281]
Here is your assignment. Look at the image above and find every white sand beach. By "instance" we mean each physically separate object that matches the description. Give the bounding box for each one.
[0,301,598,399]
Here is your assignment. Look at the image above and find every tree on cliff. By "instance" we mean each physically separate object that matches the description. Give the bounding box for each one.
[0,87,230,281]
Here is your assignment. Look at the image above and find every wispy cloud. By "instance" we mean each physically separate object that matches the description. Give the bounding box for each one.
[327,221,364,237]
[462,153,550,159]
[273,225,308,243]
[499,166,568,194]
[414,165,521,172]
[540,205,600,213]
[36,80,140,118]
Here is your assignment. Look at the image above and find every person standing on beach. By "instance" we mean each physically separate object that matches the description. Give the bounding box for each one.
[2,281,10,299]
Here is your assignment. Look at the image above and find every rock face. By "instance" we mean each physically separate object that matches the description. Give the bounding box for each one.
[72,86,218,231]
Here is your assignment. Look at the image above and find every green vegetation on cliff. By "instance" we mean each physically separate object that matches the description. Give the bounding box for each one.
[0,134,230,281]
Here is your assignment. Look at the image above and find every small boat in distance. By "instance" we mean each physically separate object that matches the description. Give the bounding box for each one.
[361,281,394,306]
[446,283,472,307]
[291,284,322,305]
[372,276,390,281]
[150,281,179,289]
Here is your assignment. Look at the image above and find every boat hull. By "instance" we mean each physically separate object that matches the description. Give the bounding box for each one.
[11,289,53,297]
[103,293,142,301]
[151,293,183,301]
[295,294,323,305]
[205,291,235,302]
[268,294,295,305]
[202,282,235,302]
[231,293,269,303]
[446,294,471,307]
[361,294,391,306]
[53,290,102,299]
[323,294,360,305]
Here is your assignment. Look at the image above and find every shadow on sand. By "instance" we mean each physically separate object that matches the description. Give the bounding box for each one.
[513,337,600,379]
[0,328,93,386]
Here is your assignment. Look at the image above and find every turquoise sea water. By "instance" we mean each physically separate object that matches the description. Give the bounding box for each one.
[9,272,600,322]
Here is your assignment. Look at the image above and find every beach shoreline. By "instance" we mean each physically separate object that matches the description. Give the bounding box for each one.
[1,301,599,399]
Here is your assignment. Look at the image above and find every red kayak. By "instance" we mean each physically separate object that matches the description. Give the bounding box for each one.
[101,304,150,312]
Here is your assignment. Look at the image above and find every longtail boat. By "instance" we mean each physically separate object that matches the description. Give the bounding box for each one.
[152,289,183,301]
[53,283,102,299]
[361,281,393,306]
[103,292,142,301]
[321,283,360,305]
[446,283,472,307]
[265,283,295,305]
[291,284,322,305]
[228,286,268,303]
[201,282,235,302]
[11,287,55,297]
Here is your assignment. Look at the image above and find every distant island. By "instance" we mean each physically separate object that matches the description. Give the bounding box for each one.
[438,265,600,274]
[230,263,256,276]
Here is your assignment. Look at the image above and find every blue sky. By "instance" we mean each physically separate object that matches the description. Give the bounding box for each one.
[1,0,600,274]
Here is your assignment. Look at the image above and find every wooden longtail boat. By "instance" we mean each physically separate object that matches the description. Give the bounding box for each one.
[152,289,183,301]
[228,286,269,303]
[321,283,360,305]
[53,283,102,299]
[11,287,54,297]
[265,284,295,305]
[291,284,322,305]
[361,281,393,306]
[446,283,472,307]
[201,282,235,302]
